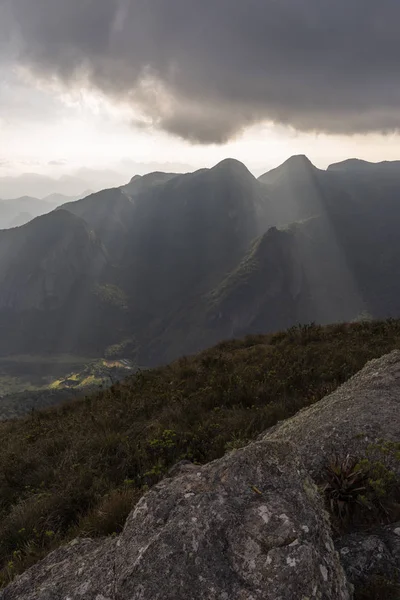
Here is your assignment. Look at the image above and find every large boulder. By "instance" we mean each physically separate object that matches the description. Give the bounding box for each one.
[0,440,350,600]
[266,350,400,478]
[0,538,117,600]
[336,522,400,592]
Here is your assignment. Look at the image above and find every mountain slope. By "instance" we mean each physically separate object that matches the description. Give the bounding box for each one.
[120,159,272,329]
[258,155,327,225]
[3,156,400,364]
[0,210,106,311]
[206,227,302,338]
[0,320,399,587]
[0,196,60,230]
[122,172,179,196]
[0,210,128,355]
[60,188,135,258]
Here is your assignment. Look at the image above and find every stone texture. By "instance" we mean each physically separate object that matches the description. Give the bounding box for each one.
[266,350,400,478]
[0,440,350,600]
[5,349,400,599]
[336,522,400,590]
[0,538,116,600]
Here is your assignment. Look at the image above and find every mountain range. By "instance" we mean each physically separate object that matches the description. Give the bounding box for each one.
[1,155,400,366]
[0,192,91,230]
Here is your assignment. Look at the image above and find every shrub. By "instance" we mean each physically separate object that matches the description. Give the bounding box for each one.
[321,455,368,527]
[77,487,140,537]
[322,442,400,533]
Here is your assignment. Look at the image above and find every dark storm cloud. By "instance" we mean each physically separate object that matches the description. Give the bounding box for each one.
[3,0,400,143]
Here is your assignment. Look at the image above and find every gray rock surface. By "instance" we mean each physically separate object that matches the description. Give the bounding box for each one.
[0,538,117,600]
[0,440,350,600]
[4,350,400,599]
[336,522,400,590]
[266,350,400,478]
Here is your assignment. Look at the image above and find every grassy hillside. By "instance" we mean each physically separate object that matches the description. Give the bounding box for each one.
[0,319,400,585]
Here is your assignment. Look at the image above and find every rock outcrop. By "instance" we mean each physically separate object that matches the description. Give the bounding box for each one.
[0,440,350,600]
[336,522,400,591]
[266,350,400,478]
[3,350,400,599]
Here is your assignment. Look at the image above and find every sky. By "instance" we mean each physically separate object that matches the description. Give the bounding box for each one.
[2,0,400,193]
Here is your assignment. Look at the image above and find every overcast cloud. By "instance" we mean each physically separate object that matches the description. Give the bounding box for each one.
[2,0,400,143]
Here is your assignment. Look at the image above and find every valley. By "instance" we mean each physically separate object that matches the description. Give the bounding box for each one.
[0,354,135,420]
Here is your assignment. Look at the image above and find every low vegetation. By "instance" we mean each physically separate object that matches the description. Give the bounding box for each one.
[0,319,400,585]
[321,441,400,534]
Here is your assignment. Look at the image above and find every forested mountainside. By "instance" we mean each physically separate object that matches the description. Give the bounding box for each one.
[2,155,400,366]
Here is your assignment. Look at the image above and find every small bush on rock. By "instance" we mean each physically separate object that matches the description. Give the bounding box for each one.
[322,442,400,534]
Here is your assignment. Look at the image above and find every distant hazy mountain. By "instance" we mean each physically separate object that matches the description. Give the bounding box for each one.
[0,191,91,230]
[0,165,128,200]
[0,173,92,200]
[0,196,56,230]
[7,211,34,228]
[43,191,93,204]
[2,156,400,364]
[327,158,400,174]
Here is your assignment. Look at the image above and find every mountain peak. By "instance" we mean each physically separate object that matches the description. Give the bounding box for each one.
[210,158,255,181]
[327,158,372,172]
[259,155,316,184]
[284,154,314,168]
[129,175,142,184]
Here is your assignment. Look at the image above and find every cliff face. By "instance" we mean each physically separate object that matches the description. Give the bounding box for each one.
[3,351,400,599]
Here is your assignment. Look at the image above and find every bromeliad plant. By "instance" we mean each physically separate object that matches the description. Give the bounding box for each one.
[322,442,400,532]
[321,455,368,526]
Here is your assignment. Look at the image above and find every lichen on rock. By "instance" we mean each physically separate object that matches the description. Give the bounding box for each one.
[0,440,350,599]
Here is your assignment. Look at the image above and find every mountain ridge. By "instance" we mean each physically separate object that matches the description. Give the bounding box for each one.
[2,155,400,366]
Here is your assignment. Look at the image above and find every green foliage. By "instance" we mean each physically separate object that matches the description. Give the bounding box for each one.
[322,441,400,533]
[356,441,400,518]
[0,319,399,584]
[321,455,368,526]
